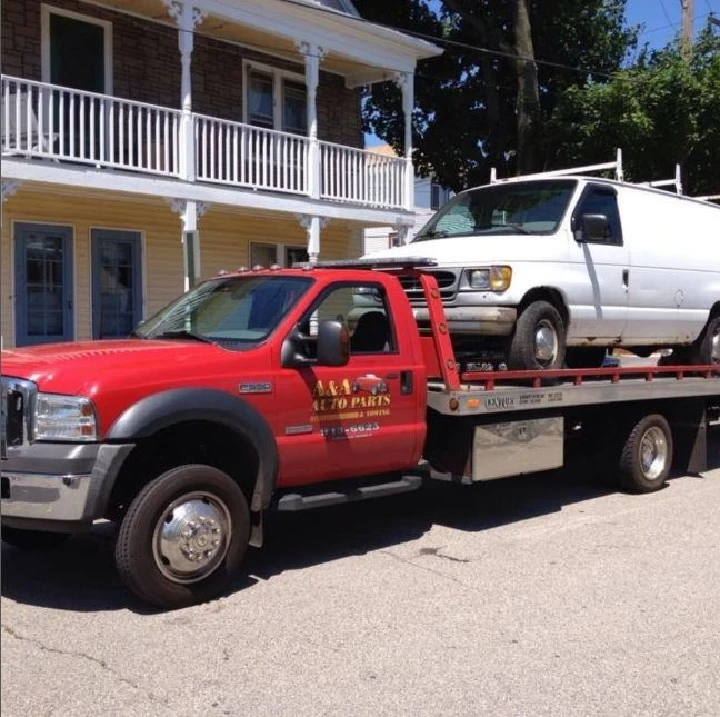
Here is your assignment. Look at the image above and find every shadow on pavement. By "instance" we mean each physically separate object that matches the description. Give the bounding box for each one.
[2,427,717,613]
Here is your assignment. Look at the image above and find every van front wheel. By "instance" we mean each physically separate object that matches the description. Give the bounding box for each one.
[690,315,720,365]
[506,300,566,370]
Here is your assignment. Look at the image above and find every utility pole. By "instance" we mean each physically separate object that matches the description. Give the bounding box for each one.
[681,0,693,59]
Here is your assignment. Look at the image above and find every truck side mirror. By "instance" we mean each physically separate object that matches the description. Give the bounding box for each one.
[317,318,350,367]
[280,318,350,368]
[576,213,611,242]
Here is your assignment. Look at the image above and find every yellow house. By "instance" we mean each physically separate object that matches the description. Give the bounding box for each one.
[0,0,441,347]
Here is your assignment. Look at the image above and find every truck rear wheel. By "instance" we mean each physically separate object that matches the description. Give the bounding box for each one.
[115,464,250,609]
[506,300,566,370]
[618,414,673,493]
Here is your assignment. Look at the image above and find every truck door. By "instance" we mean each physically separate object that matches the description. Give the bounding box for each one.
[566,184,630,340]
[274,279,424,488]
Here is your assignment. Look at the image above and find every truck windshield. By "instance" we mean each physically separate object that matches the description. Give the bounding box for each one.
[413,179,577,241]
[132,275,313,349]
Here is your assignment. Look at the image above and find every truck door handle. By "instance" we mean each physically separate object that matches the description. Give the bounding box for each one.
[622,269,629,288]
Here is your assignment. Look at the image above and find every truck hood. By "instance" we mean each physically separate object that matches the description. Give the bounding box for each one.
[363,234,566,265]
[1,339,224,395]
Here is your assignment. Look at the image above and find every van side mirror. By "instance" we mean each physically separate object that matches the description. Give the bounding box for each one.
[576,213,611,242]
[317,318,350,366]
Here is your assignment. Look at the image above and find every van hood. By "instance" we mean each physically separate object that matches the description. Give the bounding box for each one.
[363,234,565,266]
[1,339,226,396]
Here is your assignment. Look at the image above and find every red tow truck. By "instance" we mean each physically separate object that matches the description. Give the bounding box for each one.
[1,258,719,609]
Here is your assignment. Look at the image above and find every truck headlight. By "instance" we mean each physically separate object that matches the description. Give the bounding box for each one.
[34,394,98,442]
[465,266,512,291]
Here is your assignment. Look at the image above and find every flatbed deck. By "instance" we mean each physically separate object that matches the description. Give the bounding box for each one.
[427,366,720,416]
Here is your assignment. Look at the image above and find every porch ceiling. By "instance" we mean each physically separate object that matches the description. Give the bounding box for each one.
[97,0,441,86]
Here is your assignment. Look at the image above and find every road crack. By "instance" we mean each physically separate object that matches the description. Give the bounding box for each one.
[1,624,169,707]
[379,550,480,591]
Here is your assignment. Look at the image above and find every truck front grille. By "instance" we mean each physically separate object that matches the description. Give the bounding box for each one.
[1,377,36,459]
[399,270,459,303]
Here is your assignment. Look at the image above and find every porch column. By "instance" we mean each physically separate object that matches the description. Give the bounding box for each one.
[297,41,325,199]
[395,71,415,211]
[297,214,329,264]
[168,199,210,291]
[164,1,206,180]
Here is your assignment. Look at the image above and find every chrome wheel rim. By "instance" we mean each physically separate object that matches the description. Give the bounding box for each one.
[534,320,558,366]
[639,426,668,481]
[152,491,232,584]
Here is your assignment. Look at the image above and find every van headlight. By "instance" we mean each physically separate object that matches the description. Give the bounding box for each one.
[464,266,512,291]
[34,394,98,442]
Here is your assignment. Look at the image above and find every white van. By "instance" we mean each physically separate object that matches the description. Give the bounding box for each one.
[363,170,720,370]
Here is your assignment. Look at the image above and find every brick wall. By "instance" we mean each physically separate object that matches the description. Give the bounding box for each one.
[1,0,362,147]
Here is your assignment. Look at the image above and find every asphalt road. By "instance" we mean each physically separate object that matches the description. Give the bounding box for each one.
[2,428,720,717]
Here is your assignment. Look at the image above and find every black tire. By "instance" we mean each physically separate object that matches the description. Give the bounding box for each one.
[618,414,673,493]
[115,464,250,610]
[506,300,566,370]
[565,347,607,369]
[1,526,71,550]
[690,315,720,365]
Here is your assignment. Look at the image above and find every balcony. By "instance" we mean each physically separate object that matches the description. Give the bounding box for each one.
[1,75,410,212]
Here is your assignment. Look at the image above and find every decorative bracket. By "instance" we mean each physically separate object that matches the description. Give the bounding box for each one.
[162,1,206,27]
[166,199,210,220]
[296,214,329,231]
[295,40,326,62]
[1,179,21,202]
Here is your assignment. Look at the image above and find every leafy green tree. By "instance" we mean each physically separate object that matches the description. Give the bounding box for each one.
[355,0,637,190]
[549,26,720,196]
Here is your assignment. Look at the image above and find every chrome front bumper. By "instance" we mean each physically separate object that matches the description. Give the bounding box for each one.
[1,472,94,521]
[1,442,134,528]
[412,306,518,335]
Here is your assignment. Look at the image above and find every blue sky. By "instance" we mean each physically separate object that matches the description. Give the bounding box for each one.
[365,0,720,147]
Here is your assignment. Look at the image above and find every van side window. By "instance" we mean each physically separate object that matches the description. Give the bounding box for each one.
[298,283,397,357]
[577,188,623,245]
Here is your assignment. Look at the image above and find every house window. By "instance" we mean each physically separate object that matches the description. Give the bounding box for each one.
[91,230,143,338]
[244,62,307,135]
[250,243,309,268]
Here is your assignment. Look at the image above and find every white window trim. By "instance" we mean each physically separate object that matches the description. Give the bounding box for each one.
[41,4,113,95]
[242,58,307,134]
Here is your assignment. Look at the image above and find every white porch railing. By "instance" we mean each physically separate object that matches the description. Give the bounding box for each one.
[194,114,309,194]
[2,76,182,176]
[1,75,410,210]
[320,140,407,209]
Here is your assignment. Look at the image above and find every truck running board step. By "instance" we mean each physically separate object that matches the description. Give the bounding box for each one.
[277,475,423,512]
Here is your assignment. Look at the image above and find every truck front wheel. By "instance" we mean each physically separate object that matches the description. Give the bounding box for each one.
[115,464,250,609]
[506,300,566,370]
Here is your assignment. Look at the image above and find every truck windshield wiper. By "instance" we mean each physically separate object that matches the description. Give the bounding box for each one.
[154,329,214,344]
[490,222,532,235]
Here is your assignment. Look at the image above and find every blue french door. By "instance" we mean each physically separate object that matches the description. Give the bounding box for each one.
[14,223,74,346]
[91,229,143,339]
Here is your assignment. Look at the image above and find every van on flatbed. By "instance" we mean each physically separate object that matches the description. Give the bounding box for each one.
[1,257,718,609]
[364,155,720,372]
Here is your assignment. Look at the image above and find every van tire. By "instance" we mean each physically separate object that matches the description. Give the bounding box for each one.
[690,315,720,365]
[115,464,250,610]
[506,300,566,370]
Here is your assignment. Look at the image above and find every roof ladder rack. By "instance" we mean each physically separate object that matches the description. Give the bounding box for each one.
[490,148,624,184]
[637,164,683,195]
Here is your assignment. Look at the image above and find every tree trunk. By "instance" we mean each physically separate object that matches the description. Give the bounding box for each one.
[513,0,541,174]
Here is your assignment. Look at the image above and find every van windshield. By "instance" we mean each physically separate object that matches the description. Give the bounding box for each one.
[413,179,577,241]
[132,275,313,350]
